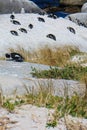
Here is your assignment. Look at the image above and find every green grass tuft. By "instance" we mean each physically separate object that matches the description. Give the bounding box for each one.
[31,64,87,81]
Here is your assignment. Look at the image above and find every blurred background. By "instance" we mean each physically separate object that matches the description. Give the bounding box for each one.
[30,0,86,17]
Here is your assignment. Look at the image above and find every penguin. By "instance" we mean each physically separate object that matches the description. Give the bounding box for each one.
[47,14,57,19]
[10,14,15,19]
[19,28,27,33]
[76,19,87,28]
[68,16,72,21]
[5,52,24,62]
[67,27,76,34]
[11,20,21,25]
[37,17,45,22]
[28,24,33,29]
[38,12,45,15]
[46,34,56,41]
[10,30,18,36]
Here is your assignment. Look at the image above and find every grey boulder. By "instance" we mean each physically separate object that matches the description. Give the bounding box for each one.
[0,0,45,14]
[81,2,87,12]
[65,13,87,28]
[0,61,86,98]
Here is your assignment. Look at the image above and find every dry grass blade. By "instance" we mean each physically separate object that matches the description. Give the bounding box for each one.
[64,115,87,130]
[0,87,3,106]
[0,117,18,130]
[8,45,81,66]
[0,117,10,130]
[24,80,57,107]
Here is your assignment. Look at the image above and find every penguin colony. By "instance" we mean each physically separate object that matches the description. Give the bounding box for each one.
[9,13,76,40]
[9,13,58,41]
[6,13,79,62]
[67,16,87,28]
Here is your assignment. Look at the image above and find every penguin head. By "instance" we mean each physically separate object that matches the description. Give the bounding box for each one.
[10,14,15,19]
[5,53,11,58]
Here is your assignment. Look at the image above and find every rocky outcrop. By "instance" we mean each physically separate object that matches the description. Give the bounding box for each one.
[65,13,87,28]
[60,0,87,6]
[81,2,87,12]
[0,0,45,14]
[0,60,86,97]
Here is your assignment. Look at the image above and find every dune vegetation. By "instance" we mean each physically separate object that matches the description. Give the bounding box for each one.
[9,45,84,66]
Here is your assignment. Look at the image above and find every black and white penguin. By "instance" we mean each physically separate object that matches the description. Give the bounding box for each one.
[11,20,21,25]
[38,12,45,15]
[67,16,72,21]
[37,17,45,22]
[46,34,56,41]
[5,52,24,62]
[10,30,19,36]
[19,28,27,33]
[67,27,76,34]
[28,24,33,29]
[76,19,87,28]
[10,14,15,19]
[47,14,57,19]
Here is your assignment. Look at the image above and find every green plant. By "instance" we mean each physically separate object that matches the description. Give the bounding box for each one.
[45,94,87,128]
[31,64,87,81]
[25,81,59,108]
[3,98,25,112]
[46,120,57,128]
[24,80,87,128]
[3,100,15,111]
[56,94,87,119]
[0,81,87,128]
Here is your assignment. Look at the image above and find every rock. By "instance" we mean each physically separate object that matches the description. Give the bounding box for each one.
[0,60,52,96]
[0,76,86,98]
[65,13,87,28]
[60,0,87,6]
[0,104,67,130]
[0,75,25,96]
[81,2,87,12]
[0,0,45,14]
[0,105,87,130]
[0,13,87,55]
[0,60,86,97]
[0,60,50,78]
